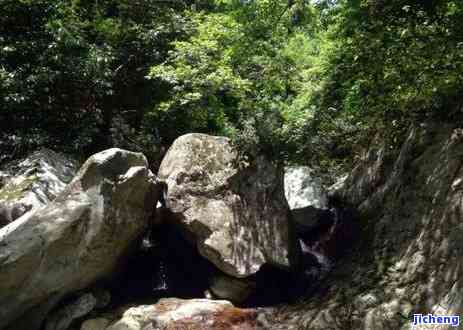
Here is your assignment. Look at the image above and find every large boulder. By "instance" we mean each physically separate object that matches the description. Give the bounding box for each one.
[158,133,300,278]
[284,166,328,210]
[0,148,160,329]
[0,149,77,228]
[105,298,258,330]
[284,166,331,236]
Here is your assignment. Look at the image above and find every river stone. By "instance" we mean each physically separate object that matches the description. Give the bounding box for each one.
[0,149,77,228]
[106,298,258,330]
[158,133,300,278]
[0,148,160,329]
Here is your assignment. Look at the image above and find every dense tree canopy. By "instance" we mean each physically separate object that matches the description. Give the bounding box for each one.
[1,0,462,174]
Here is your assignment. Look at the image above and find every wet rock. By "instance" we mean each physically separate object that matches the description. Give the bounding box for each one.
[158,133,300,278]
[209,273,256,303]
[291,206,332,235]
[0,148,161,329]
[284,166,328,210]
[93,289,111,309]
[45,293,97,330]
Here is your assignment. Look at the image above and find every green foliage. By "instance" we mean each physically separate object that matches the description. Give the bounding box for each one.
[148,0,319,159]
[2,0,462,173]
[0,0,190,162]
[273,0,463,176]
[316,0,463,152]
[148,12,251,142]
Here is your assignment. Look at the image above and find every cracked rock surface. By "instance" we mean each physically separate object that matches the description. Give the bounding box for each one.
[0,148,160,329]
[0,149,77,228]
[267,123,463,329]
[158,133,300,278]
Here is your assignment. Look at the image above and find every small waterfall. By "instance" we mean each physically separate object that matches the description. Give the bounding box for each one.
[308,249,333,274]
[152,260,168,293]
[299,239,333,280]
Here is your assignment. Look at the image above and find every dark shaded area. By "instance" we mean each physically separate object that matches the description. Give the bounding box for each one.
[0,204,31,228]
[240,204,359,308]
[109,201,359,309]
[291,206,333,235]
[299,206,359,261]
[110,213,339,308]
[241,204,359,308]
[111,220,215,305]
[241,253,321,308]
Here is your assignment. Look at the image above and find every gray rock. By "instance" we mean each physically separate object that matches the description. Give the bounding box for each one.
[209,273,256,303]
[5,294,63,330]
[328,138,389,210]
[0,149,77,228]
[93,289,111,309]
[0,148,160,329]
[158,133,300,278]
[269,123,463,329]
[44,288,110,330]
[0,171,11,189]
[81,318,111,330]
[45,293,97,330]
[284,167,332,236]
[326,174,348,199]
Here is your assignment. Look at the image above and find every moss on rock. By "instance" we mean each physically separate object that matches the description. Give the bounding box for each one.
[0,174,38,202]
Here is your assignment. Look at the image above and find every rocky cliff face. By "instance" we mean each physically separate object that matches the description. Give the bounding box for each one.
[0,149,77,228]
[268,122,463,329]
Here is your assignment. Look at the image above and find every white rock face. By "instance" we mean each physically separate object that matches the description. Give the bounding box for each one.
[0,149,77,228]
[158,133,300,278]
[284,166,328,210]
[0,148,160,329]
